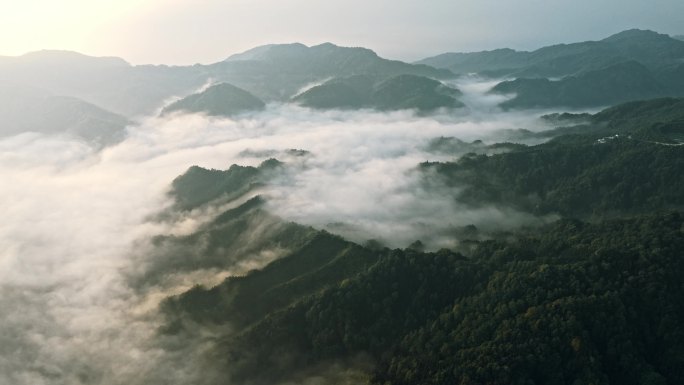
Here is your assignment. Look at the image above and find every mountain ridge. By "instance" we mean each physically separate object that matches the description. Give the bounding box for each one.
[2,29,684,128]
[417,28,684,77]
[491,60,668,109]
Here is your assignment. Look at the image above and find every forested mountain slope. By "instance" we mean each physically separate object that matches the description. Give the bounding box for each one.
[151,97,684,385]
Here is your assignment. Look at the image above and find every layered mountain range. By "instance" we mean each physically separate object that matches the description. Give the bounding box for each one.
[420,29,684,108]
[2,29,684,143]
[3,28,684,385]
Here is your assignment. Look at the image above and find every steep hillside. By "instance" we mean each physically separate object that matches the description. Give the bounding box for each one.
[151,96,684,385]
[422,98,684,217]
[169,158,282,210]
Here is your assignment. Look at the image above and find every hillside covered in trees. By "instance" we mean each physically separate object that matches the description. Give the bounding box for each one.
[194,212,683,385]
[149,97,684,385]
[422,98,684,218]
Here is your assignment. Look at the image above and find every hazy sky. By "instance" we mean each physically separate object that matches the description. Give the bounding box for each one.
[1,0,683,65]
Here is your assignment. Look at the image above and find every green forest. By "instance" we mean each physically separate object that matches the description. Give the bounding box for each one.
[206,212,683,385]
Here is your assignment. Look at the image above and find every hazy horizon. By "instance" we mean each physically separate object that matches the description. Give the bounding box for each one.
[1,26,682,67]
[1,0,683,65]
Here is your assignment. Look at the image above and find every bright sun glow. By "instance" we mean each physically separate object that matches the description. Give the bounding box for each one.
[0,0,153,56]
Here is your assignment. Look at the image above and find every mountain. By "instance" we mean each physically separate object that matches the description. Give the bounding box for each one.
[415,48,531,77]
[593,97,684,127]
[674,35,684,41]
[168,158,281,210]
[0,50,207,117]
[491,61,668,109]
[149,96,684,384]
[223,42,452,80]
[161,83,265,117]
[653,61,684,93]
[210,42,455,101]
[0,83,129,144]
[206,212,684,385]
[162,229,380,331]
[418,29,684,109]
[421,98,684,217]
[601,29,684,66]
[157,161,684,385]
[140,195,319,291]
[2,32,682,118]
[293,75,375,109]
[372,74,463,111]
[294,74,463,112]
[0,43,453,117]
[136,158,317,289]
[418,29,684,78]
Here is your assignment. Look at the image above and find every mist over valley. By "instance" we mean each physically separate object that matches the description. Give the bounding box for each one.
[1,22,684,385]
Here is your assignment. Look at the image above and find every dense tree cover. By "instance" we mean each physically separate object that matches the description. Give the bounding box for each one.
[169,158,281,210]
[136,196,317,289]
[170,212,684,385]
[132,159,319,289]
[540,112,592,125]
[423,99,684,217]
[162,231,380,330]
[424,136,684,217]
[592,98,684,140]
[377,212,684,385]
[294,74,464,112]
[425,136,534,155]
[156,97,684,384]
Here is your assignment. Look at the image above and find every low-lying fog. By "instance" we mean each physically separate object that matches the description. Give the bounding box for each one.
[0,77,563,384]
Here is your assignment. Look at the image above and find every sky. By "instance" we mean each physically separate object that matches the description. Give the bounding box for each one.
[0,0,683,65]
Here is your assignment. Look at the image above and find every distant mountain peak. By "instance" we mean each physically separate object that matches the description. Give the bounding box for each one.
[313,42,338,49]
[418,28,684,78]
[224,43,308,62]
[18,50,130,67]
[224,42,380,63]
[602,28,671,43]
